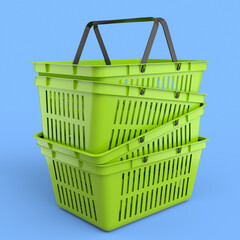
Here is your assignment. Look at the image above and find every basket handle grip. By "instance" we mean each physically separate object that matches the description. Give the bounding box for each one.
[73,17,179,69]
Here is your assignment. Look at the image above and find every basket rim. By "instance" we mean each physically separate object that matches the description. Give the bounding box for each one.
[34,75,208,97]
[39,136,209,176]
[32,58,209,67]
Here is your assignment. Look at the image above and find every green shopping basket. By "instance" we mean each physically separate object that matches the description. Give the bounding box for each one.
[34,104,205,165]
[35,75,205,154]
[33,17,207,154]
[34,17,207,92]
[36,134,208,231]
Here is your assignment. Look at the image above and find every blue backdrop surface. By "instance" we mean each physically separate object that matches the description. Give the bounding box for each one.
[0,0,239,239]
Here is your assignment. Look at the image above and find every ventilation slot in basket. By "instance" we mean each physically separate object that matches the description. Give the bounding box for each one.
[118,154,192,221]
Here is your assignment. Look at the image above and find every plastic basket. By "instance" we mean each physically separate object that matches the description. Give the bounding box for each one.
[34,17,207,93]
[36,136,208,231]
[34,104,205,165]
[35,75,205,154]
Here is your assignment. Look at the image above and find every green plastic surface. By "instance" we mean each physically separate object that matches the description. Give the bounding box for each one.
[37,136,208,231]
[34,104,205,165]
[33,59,207,93]
[35,75,205,154]
[33,57,208,230]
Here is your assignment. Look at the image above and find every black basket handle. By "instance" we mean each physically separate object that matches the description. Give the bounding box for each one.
[73,17,179,70]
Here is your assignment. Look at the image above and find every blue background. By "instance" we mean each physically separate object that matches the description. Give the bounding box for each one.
[1,0,239,239]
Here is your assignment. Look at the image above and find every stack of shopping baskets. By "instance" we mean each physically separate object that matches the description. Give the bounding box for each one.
[33,17,208,231]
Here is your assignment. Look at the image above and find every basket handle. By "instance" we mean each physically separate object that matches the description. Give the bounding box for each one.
[73,17,179,70]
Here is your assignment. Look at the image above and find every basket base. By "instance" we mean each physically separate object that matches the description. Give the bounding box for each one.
[56,195,192,231]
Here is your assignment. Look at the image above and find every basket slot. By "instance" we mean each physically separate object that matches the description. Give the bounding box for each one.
[157,76,161,89]
[70,123,74,147]
[173,104,180,120]
[118,129,126,146]
[181,104,186,116]
[149,102,157,125]
[178,75,184,91]
[169,182,175,203]
[185,75,190,92]
[168,104,175,122]
[68,189,75,210]
[183,75,188,92]
[69,93,73,119]
[136,102,143,125]
[146,77,152,88]
[163,184,169,204]
[56,120,61,144]
[65,122,69,145]
[133,195,138,216]
[185,124,189,144]
[168,76,173,91]
[77,193,84,214]
[187,75,193,92]
[118,200,123,221]
[144,191,150,212]
[129,101,137,125]
[128,196,134,217]
[142,102,150,125]
[61,121,66,144]
[124,198,129,219]
[73,191,79,212]
[147,102,154,125]
[149,189,155,210]
[163,76,168,90]
[64,186,70,208]
[115,100,124,124]
[49,91,53,114]
[82,195,88,216]
[61,92,65,117]
[68,166,76,188]
[151,164,157,185]
[73,124,78,148]
[58,185,66,206]
[52,160,59,181]
[125,101,132,124]
[78,170,85,192]
[56,184,62,204]
[49,118,53,140]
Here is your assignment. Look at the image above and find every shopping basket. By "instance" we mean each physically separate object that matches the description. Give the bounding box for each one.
[35,74,205,154]
[34,104,205,165]
[36,134,208,231]
[33,17,207,154]
[34,17,207,92]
